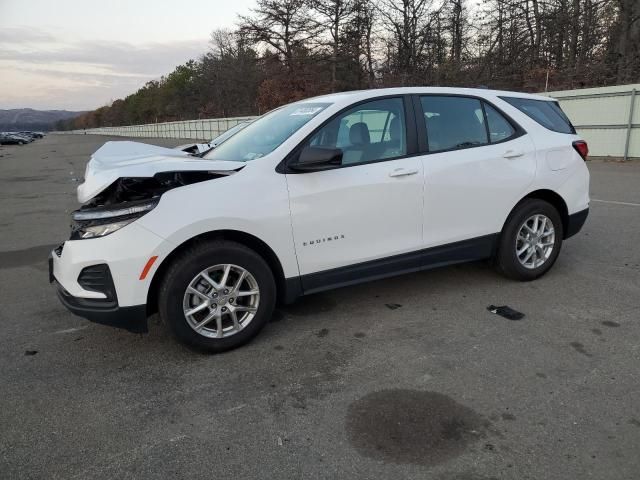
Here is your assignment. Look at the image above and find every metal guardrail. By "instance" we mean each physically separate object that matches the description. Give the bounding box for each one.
[58,84,640,159]
[57,116,258,142]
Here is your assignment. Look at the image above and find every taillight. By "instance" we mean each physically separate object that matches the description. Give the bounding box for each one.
[573,140,588,160]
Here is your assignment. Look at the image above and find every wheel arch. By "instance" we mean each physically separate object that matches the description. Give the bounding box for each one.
[146,230,291,315]
[506,189,569,238]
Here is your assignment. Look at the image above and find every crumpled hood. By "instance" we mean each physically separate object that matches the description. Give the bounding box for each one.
[77,141,242,203]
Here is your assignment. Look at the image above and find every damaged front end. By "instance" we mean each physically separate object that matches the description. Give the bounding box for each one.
[71,171,227,240]
[69,140,246,240]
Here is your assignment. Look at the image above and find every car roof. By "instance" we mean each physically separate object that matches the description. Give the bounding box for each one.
[299,87,552,106]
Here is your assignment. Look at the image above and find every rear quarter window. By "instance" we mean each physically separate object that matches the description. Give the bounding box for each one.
[500,97,575,134]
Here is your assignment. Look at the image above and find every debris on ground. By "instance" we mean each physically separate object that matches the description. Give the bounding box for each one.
[24,350,38,356]
[385,303,402,310]
[487,305,525,321]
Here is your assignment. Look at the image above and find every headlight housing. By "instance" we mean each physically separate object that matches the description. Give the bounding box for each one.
[70,199,159,239]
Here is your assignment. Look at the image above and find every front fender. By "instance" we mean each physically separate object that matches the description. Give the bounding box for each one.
[136,168,299,279]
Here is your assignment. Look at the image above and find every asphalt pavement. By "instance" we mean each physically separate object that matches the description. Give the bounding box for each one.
[0,134,639,479]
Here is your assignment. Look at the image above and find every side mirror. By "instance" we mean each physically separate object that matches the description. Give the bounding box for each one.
[290,146,342,171]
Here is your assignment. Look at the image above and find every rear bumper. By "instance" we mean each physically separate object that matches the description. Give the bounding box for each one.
[565,207,589,239]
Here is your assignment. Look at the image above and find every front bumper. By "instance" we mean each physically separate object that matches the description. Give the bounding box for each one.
[50,222,169,305]
[50,260,148,332]
[49,221,172,331]
[54,278,148,332]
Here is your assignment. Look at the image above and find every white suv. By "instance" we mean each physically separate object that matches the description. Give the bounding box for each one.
[50,87,590,351]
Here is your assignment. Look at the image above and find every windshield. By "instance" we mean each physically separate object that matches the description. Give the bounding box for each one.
[197,122,251,157]
[203,102,331,162]
[210,122,249,145]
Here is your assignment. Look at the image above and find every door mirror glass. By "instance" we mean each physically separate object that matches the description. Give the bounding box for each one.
[291,146,343,171]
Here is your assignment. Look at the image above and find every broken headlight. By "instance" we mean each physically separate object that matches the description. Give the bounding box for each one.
[70,199,159,240]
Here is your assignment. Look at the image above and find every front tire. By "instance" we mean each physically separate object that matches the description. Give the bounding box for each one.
[158,240,276,352]
[495,199,563,281]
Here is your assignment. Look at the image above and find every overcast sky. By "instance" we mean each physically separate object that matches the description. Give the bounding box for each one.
[0,0,255,111]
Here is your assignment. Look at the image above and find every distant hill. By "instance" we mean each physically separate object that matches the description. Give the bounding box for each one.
[0,109,86,132]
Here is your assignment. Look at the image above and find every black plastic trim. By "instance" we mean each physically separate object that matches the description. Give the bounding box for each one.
[282,277,303,304]
[297,234,498,295]
[77,264,117,301]
[412,95,429,152]
[565,208,589,239]
[54,280,148,332]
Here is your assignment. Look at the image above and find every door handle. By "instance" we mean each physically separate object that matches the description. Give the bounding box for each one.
[389,168,419,178]
[503,150,524,159]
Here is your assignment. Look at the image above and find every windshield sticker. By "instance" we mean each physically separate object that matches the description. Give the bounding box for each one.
[290,107,324,116]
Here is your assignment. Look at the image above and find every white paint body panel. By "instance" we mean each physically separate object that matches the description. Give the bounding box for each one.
[286,156,424,275]
[421,133,537,246]
[53,87,590,308]
[136,160,299,280]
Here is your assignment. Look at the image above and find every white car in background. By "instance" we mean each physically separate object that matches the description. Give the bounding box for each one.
[50,87,590,352]
[174,121,250,154]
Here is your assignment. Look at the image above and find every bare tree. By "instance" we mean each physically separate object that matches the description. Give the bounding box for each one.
[376,0,442,84]
[61,0,640,130]
[239,0,318,72]
[614,0,640,82]
[309,0,355,91]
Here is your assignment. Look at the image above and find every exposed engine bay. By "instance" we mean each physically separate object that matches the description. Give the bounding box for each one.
[71,170,233,240]
[80,171,227,208]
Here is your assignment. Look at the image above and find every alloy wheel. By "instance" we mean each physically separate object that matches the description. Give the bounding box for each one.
[182,264,260,338]
[515,214,555,269]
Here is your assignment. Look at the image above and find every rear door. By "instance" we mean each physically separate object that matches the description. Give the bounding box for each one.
[415,95,536,247]
[285,96,424,283]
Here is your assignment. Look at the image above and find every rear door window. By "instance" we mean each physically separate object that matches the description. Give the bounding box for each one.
[501,97,575,134]
[420,96,488,152]
[484,103,516,143]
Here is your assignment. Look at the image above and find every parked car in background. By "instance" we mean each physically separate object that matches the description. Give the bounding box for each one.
[0,133,28,145]
[175,121,251,154]
[19,131,44,139]
[9,133,34,143]
[51,87,590,352]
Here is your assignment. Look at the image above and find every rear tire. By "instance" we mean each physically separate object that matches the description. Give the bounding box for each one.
[158,240,276,352]
[495,199,563,281]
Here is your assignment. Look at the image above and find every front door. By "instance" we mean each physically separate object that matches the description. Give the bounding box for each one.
[285,97,424,286]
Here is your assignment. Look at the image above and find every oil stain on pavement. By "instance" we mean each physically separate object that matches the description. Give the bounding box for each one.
[346,389,486,466]
[570,341,593,357]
